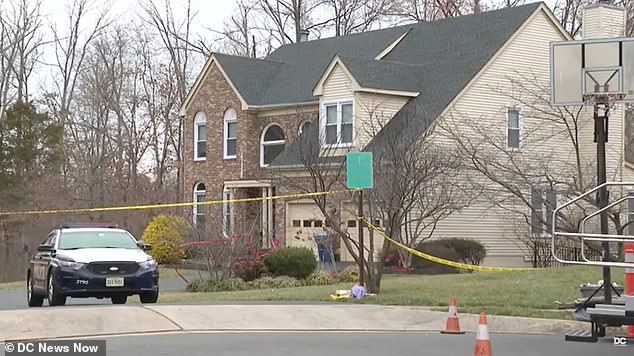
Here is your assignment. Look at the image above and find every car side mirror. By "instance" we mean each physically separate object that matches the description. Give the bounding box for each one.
[37,245,55,253]
[137,241,152,251]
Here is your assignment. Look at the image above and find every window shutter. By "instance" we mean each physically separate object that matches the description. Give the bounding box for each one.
[544,189,557,235]
[530,187,542,235]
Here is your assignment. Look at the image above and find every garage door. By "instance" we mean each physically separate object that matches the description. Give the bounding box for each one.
[286,201,385,263]
[285,202,325,258]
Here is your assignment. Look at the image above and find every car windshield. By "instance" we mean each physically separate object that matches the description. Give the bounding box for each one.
[58,230,139,250]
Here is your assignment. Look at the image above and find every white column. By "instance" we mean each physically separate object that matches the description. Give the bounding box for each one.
[267,186,274,248]
[229,188,235,235]
[261,187,268,247]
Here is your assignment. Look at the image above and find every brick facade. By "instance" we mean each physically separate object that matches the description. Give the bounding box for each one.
[183,61,317,243]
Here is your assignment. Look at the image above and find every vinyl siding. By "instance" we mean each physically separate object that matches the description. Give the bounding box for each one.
[431,8,572,264]
[321,65,355,102]
[354,92,409,148]
[320,63,409,150]
[582,6,626,39]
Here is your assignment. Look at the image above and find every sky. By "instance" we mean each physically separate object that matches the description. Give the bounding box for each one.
[34,0,562,47]
[23,0,238,95]
[15,0,565,98]
[37,0,238,36]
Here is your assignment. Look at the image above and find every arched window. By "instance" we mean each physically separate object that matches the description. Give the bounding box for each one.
[298,120,311,136]
[224,108,237,159]
[260,124,286,166]
[193,183,206,226]
[194,112,206,160]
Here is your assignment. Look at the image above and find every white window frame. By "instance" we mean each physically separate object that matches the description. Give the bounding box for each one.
[320,99,354,148]
[222,187,233,237]
[193,112,206,161]
[260,123,286,167]
[224,108,237,159]
[506,106,522,151]
[193,182,206,226]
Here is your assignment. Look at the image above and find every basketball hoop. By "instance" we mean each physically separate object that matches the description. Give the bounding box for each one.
[582,92,626,108]
[550,37,634,107]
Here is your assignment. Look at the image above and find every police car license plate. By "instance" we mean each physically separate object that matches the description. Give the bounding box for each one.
[106,277,124,287]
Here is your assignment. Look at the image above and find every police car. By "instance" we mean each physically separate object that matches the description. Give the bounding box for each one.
[27,224,159,307]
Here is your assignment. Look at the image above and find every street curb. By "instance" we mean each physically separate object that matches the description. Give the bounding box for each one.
[0,304,622,341]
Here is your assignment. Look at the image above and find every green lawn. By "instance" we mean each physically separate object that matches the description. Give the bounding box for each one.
[158,266,627,320]
[0,265,627,320]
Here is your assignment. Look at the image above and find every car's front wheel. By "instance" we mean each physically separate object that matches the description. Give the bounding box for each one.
[47,273,66,306]
[27,274,44,307]
[139,288,159,304]
[111,295,127,304]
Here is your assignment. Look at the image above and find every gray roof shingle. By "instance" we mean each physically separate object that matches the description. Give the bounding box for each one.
[213,53,285,105]
[337,55,426,93]
[214,25,416,105]
[211,2,544,166]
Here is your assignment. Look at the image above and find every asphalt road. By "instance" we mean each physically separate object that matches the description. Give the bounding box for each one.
[69,332,634,356]
[0,277,189,310]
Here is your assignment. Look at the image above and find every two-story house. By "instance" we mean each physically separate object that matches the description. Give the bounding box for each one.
[180,1,633,267]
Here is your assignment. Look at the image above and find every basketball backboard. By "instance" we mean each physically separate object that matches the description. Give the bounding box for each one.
[550,37,634,106]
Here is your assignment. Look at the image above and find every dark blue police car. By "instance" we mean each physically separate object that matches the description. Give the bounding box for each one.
[27,224,159,307]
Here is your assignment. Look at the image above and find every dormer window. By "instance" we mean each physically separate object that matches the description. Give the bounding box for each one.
[321,100,353,147]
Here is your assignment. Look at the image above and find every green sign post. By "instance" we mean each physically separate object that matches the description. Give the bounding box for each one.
[346,152,373,189]
[346,152,373,287]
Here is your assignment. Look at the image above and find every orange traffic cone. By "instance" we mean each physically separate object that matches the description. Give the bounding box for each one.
[441,296,465,334]
[474,312,492,356]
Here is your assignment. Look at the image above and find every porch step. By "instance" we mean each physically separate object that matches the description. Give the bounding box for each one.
[565,329,597,343]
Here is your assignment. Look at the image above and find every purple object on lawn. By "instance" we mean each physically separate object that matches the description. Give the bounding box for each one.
[351,284,365,299]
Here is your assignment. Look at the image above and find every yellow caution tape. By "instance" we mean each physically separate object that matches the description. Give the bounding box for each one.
[0,189,357,216]
[0,188,536,272]
[360,217,537,272]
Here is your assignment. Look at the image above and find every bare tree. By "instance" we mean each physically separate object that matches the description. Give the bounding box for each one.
[0,0,45,117]
[6,0,44,102]
[136,27,180,193]
[362,105,473,270]
[386,0,475,23]
[354,101,472,284]
[614,0,634,36]
[254,0,331,45]
[213,0,259,57]
[43,0,110,193]
[141,0,199,201]
[323,0,394,36]
[551,0,589,38]
[271,102,468,292]
[438,70,629,265]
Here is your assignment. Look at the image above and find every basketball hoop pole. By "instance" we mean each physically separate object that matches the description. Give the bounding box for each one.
[593,102,612,304]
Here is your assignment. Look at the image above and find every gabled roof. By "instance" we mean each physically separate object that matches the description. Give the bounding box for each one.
[337,55,426,93]
[181,24,417,113]
[213,53,285,105]
[270,2,547,167]
[257,25,417,105]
